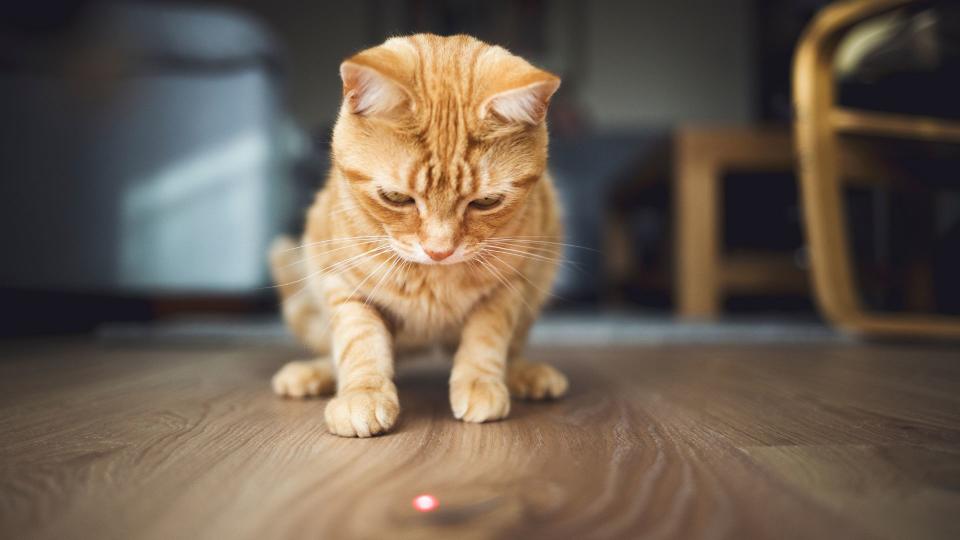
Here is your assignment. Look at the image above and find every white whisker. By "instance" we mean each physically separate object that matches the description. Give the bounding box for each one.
[364,252,403,308]
[475,253,535,314]
[480,245,560,264]
[480,244,586,273]
[487,237,599,252]
[269,245,392,290]
[281,252,382,304]
[480,245,584,272]
[483,250,564,302]
[277,235,388,254]
[484,242,563,258]
[318,250,400,339]
[278,238,387,270]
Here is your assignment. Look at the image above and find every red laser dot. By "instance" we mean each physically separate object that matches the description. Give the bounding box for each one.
[412,494,438,512]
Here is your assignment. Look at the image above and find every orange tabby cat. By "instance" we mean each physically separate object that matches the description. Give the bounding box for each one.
[270,34,567,437]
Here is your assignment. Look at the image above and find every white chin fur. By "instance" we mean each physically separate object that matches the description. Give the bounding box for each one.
[399,244,470,265]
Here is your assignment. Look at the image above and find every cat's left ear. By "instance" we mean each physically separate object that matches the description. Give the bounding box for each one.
[480,71,560,125]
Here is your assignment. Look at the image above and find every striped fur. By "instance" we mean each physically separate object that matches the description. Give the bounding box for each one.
[271,34,567,437]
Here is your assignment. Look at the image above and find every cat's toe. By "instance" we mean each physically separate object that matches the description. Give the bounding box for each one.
[324,390,399,437]
[450,377,510,423]
[507,361,568,400]
[272,360,335,398]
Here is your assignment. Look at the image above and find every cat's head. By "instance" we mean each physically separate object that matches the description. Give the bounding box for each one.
[331,34,559,265]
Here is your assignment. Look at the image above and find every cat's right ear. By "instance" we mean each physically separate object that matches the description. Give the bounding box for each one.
[340,58,412,118]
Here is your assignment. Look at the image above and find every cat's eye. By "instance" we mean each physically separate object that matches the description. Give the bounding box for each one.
[379,190,415,206]
[469,195,504,210]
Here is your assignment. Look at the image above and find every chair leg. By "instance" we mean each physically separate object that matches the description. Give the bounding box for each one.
[676,133,720,318]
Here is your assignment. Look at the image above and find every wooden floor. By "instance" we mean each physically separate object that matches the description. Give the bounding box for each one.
[2,339,959,540]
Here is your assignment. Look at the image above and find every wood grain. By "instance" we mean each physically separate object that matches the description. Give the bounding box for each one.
[2,339,959,539]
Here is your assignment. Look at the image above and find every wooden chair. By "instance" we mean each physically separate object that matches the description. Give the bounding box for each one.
[674,126,807,318]
[793,0,960,338]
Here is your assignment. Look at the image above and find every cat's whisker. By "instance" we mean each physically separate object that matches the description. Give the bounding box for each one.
[281,250,393,304]
[316,248,401,338]
[483,239,586,258]
[492,243,603,253]
[295,246,397,310]
[488,258,537,315]
[285,235,387,248]
[278,239,388,270]
[474,253,509,292]
[309,245,394,281]
[277,235,389,254]
[480,244,587,273]
[479,244,583,271]
[482,250,566,303]
[484,240,564,255]
[475,253,535,314]
[483,244,594,261]
[364,252,404,309]
[486,237,599,252]
[269,245,393,290]
[483,247,560,263]
[282,254,378,304]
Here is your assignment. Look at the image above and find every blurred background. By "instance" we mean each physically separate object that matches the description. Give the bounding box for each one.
[2,0,959,340]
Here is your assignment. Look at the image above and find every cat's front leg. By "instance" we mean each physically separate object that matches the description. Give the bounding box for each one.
[449,289,518,423]
[324,301,399,437]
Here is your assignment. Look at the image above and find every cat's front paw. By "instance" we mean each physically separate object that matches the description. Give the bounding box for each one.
[324,389,399,437]
[450,377,510,423]
[507,361,568,400]
[272,359,336,398]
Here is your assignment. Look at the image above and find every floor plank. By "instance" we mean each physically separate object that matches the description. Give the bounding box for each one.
[1,340,959,539]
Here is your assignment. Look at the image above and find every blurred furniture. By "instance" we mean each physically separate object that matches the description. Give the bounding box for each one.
[0,2,293,296]
[551,133,667,304]
[794,0,960,338]
[674,126,807,318]
[602,137,672,307]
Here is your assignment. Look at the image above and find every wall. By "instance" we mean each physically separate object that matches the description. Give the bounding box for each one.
[580,0,754,127]
[227,0,368,128]
[229,0,755,129]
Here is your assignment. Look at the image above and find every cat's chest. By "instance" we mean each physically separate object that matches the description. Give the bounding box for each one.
[376,267,490,337]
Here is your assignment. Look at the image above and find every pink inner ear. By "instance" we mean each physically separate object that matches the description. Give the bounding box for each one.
[340,62,408,116]
[484,78,560,125]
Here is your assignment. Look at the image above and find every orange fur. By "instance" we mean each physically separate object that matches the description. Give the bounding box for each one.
[270,34,567,437]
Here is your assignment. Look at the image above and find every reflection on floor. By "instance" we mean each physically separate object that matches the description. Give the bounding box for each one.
[2,334,957,539]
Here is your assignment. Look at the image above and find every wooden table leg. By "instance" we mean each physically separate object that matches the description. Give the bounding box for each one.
[675,131,720,318]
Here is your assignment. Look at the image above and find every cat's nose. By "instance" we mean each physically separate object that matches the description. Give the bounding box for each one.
[424,248,455,261]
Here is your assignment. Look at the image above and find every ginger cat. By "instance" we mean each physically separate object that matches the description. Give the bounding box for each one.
[270,34,567,437]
